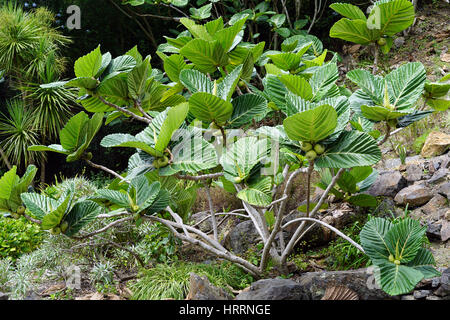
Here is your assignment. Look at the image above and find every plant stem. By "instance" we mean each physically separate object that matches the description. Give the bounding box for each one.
[98,96,151,124]
[85,160,127,182]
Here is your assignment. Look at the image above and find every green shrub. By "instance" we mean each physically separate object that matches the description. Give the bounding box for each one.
[130,261,253,300]
[0,217,43,260]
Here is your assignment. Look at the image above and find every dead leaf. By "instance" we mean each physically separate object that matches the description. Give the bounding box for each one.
[441,53,450,63]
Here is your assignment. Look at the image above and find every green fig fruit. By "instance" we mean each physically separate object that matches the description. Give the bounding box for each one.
[234,177,243,183]
[355,186,360,192]
[314,144,325,154]
[157,156,169,168]
[153,160,161,169]
[305,150,317,161]
[17,206,26,215]
[51,227,61,235]
[60,221,69,233]
[389,254,394,262]
[301,142,313,152]
[84,152,93,161]
[377,38,387,46]
[394,259,400,265]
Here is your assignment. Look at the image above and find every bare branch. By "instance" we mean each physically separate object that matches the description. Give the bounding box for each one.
[97,96,151,124]
[85,160,128,183]
[175,172,224,181]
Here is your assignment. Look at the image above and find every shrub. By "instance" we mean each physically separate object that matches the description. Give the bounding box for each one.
[130,261,253,300]
[0,217,43,260]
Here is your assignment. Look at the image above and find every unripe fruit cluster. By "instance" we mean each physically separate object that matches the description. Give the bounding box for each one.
[301,142,325,161]
[11,206,26,219]
[152,156,169,169]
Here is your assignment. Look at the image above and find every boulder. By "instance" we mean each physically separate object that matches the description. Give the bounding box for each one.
[394,184,433,207]
[421,131,450,158]
[413,290,432,299]
[367,171,407,197]
[235,278,306,300]
[0,292,8,300]
[405,163,423,183]
[186,273,233,300]
[190,211,212,233]
[441,220,450,242]
[427,168,449,186]
[419,194,448,218]
[296,268,396,300]
[434,268,450,297]
[437,182,450,199]
[223,220,261,254]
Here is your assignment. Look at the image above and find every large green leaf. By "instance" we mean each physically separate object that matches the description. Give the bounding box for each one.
[188,92,233,125]
[228,94,267,128]
[95,189,130,208]
[59,112,89,152]
[128,57,152,99]
[28,144,69,155]
[407,248,441,279]
[20,193,59,220]
[347,194,377,207]
[217,65,242,101]
[214,17,247,52]
[385,62,426,110]
[361,105,409,121]
[41,192,73,230]
[377,262,424,296]
[310,62,339,101]
[330,3,367,20]
[346,69,384,105]
[179,69,213,94]
[221,136,270,182]
[283,104,337,143]
[180,39,228,74]
[74,46,103,78]
[131,177,161,210]
[0,166,17,200]
[101,134,163,157]
[237,177,273,207]
[164,54,188,83]
[154,103,189,153]
[330,18,379,45]
[64,201,103,237]
[179,18,213,41]
[158,129,219,176]
[424,82,450,98]
[370,0,415,35]
[360,217,393,263]
[315,131,382,168]
[279,74,313,100]
[384,218,426,264]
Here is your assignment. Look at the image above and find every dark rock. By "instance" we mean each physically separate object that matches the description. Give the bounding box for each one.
[413,290,431,299]
[427,222,442,240]
[394,184,433,207]
[0,292,8,300]
[236,278,306,300]
[223,220,260,254]
[186,273,233,300]
[367,171,407,197]
[296,268,396,300]
[405,164,423,182]
[441,220,450,242]
[437,182,450,199]
[420,194,448,218]
[190,212,212,233]
[427,168,449,186]
[434,268,450,297]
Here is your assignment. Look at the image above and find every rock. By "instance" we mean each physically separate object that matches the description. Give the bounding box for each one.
[426,295,442,300]
[413,290,431,299]
[186,273,233,300]
[421,132,450,158]
[427,222,442,241]
[367,171,407,197]
[394,184,433,207]
[401,295,415,300]
[434,268,450,297]
[405,163,423,182]
[437,182,450,199]
[394,37,405,48]
[190,212,212,233]
[236,278,306,300]
[223,220,260,254]
[427,168,449,185]
[441,220,450,242]
[296,268,396,300]
[0,292,8,300]
[419,194,448,218]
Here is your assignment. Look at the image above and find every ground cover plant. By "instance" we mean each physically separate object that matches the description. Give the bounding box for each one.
[0,0,449,300]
